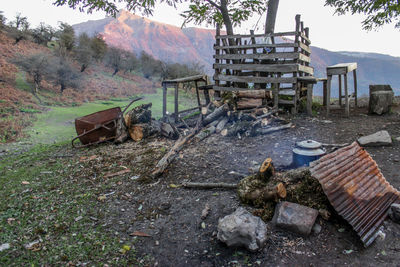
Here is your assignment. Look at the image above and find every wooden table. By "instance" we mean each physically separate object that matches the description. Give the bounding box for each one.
[326,63,358,117]
[161,75,209,122]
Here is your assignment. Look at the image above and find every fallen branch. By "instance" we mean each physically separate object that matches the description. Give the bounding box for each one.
[321,142,349,148]
[203,103,228,126]
[182,182,238,189]
[255,123,293,135]
[151,115,203,178]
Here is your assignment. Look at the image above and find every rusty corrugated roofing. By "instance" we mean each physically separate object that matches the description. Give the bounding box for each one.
[310,142,400,246]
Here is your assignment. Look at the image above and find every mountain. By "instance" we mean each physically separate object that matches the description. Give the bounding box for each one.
[73,10,400,96]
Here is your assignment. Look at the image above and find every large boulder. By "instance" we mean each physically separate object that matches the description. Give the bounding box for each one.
[369,85,394,115]
[272,201,318,236]
[217,207,267,252]
[357,130,392,147]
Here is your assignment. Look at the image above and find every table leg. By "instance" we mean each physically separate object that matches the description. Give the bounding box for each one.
[174,84,179,123]
[326,75,332,116]
[338,75,342,107]
[306,83,313,116]
[353,69,358,108]
[162,84,167,119]
[344,73,349,117]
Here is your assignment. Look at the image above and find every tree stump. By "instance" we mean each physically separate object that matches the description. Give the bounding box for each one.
[369,90,394,115]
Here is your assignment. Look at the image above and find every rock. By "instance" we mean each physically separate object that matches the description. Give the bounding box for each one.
[395,137,400,142]
[0,243,10,252]
[312,223,322,234]
[369,85,394,115]
[357,130,392,147]
[388,203,400,223]
[217,207,267,252]
[272,201,318,236]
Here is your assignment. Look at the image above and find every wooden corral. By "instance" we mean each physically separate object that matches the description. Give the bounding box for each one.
[213,14,316,113]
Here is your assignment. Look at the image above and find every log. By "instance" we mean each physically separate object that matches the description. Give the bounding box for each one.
[151,115,203,178]
[255,123,293,135]
[194,126,216,142]
[244,182,286,202]
[369,90,394,115]
[254,107,269,116]
[182,182,238,189]
[256,158,275,182]
[114,116,128,144]
[129,120,179,141]
[237,90,266,99]
[236,98,262,110]
[221,121,253,137]
[216,117,229,133]
[124,103,152,127]
[203,103,228,126]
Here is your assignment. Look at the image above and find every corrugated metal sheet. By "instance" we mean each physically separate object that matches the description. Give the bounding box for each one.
[310,142,400,246]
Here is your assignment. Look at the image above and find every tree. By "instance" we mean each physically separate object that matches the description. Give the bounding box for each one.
[53,0,266,35]
[140,51,162,79]
[122,51,139,74]
[325,0,400,30]
[51,58,82,93]
[104,46,125,76]
[90,34,108,62]
[13,53,51,103]
[74,33,93,72]
[0,11,6,30]
[31,23,56,45]
[9,13,30,44]
[57,22,75,51]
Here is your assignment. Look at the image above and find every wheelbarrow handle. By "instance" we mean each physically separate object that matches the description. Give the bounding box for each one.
[121,97,144,114]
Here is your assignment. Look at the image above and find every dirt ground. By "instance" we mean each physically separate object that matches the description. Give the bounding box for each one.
[3,106,400,266]
[83,106,400,266]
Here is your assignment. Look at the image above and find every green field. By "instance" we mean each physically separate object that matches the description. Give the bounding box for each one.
[24,88,196,144]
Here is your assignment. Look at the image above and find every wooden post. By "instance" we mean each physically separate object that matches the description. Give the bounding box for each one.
[338,74,342,106]
[195,80,201,111]
[162,83,167,119]
[306,83,313,115]
[292,14,301,114]
[323,80,327,106]
[214,23,221,100]
[326,75,332,115]
[174,84,179,123]
[344,73,349,117]
[353,69,358,107]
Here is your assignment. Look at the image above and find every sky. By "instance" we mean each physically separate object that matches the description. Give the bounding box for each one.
[2,0,400,57]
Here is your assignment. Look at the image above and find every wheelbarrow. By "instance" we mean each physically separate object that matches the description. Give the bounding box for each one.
[72,97,143,148]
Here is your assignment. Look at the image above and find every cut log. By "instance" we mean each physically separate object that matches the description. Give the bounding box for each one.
[114,116,128,144]
[236,98,262,110]
[254,108,269,116]
[369,90,394,115]
[244,182,286,202]
[216,117,229,133]
[237,90,266,99]
[203,103,228,126]
[256,158,275,182]
[221,121,253,137]
[255,123,293,135]
[124,103,152,127]
[182,182,238,189]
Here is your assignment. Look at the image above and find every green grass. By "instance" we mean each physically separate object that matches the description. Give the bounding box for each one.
[0,143,138,265]
[15,71,31,92]
[24,88,196,144]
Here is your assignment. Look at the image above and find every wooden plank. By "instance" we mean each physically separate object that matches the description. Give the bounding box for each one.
[214,43,298,50]
[327,62,357,73]
[213,52,310,63]
[162,74,207,85]
[214,74,297,84]
[162,84,167,118]
[279,89,296,96]
[299,42,311,53]
[216,31,298,39]
[213,86,258,91]
[338,75,342,106]
[326,75,332,115]
[344,73,349,117]
[174,85,179,123]
[301,32,311,45]
[213,63,299,73]
[279,99,295,105]
[353,69,358,107]
[298,65,314,75]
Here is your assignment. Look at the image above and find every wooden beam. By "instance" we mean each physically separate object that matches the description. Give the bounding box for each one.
[213,52,310,63]
[214,74,297,84]
[214,42,299,50]
[213,63,299,73]
[216,31,298,39]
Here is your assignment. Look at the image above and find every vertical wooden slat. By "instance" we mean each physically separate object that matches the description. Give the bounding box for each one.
[307,83,313,115]
[195,80,201,111]
[214,24,221,99]
[326,75,332,115]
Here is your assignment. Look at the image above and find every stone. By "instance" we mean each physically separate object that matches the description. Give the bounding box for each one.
[217,207,267,252]
[0,243,10,252]
[388,203,400,224]
[369,85,394,115]
[357,130,392,147]
[395,137,400,142]
[272,201,319,236]
[312,223,322,235]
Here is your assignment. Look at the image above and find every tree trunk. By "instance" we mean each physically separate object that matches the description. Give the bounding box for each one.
[32,82,42,104]
[236,98,262,110]
[265,0,280,34]
[112,68,119,76]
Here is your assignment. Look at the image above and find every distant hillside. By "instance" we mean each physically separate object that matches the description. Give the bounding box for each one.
[74,10,400,96]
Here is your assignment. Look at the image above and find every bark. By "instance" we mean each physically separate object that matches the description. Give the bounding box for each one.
[244,182,286,202]
[237,90,267,99]
[194,125,216,142]
[236,98,262,110]
[203,103,228,126]
[265,0,280,34]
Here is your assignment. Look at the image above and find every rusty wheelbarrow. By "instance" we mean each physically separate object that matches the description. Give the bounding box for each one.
[72,97,143,148]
